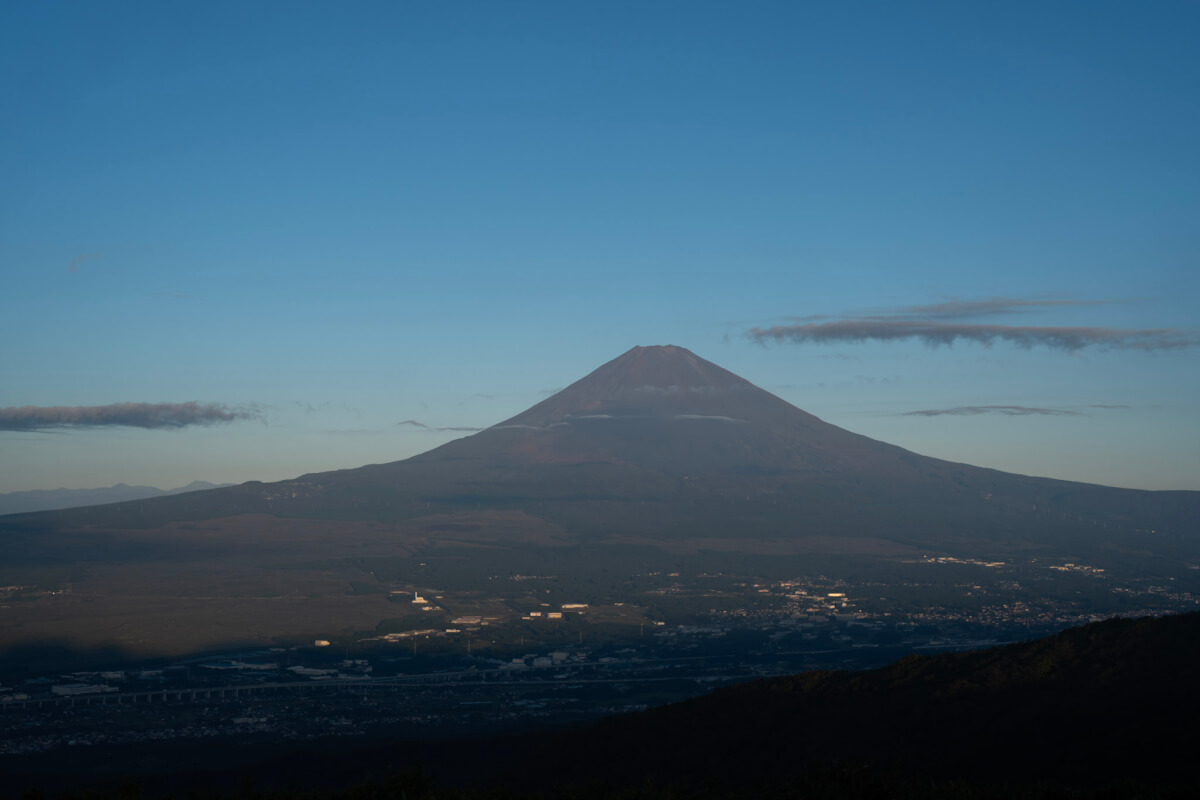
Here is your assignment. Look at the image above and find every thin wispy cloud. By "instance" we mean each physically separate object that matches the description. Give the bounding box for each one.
[852,375,902,386]
[67,251,102,273]
[749,296,1197,353]
[395,419,482,433]
[904,405,1083,417]
[632,385,745,395]
[493,423,570,431]
[0,402,263,432]
[565,413,747,424]
[321,428,399,437]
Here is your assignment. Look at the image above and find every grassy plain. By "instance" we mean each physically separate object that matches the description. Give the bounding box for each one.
[2,500,1198,669]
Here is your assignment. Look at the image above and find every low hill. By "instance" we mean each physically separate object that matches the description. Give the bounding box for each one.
[517,612,1200,790]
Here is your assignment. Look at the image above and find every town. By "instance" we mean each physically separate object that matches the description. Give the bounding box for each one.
[4,555,1197,757]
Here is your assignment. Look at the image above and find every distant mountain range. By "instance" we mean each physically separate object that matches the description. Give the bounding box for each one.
[0,481,231,516]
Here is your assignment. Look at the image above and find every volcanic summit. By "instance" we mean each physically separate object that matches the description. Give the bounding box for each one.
[408,344,915,477]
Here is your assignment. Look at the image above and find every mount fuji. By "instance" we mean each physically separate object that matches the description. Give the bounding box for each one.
[8,345,1194,552]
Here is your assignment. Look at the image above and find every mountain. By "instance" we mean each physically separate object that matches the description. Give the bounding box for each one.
[419,343,914,475]
[0,481,230,516]
[5,345,1197,549]
[0,346,1196,658]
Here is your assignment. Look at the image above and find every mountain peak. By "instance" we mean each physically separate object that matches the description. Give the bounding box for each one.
[408,343,918,481]
[496,345,759,428]
[601,345,748,391]
[590,345,748,393]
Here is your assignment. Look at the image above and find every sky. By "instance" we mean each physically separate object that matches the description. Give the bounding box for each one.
[2,1,1198,494]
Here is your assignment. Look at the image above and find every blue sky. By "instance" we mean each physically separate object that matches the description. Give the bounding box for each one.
[2,1,1197,493]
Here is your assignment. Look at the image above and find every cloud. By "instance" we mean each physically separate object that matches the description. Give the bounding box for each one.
[67,251,102,272]
[748,319,1196,352]
[1089,404,1132,409]
[749,296,1196,353]
[395,419,482,432]
[893,297,1117,319]
[321,428,399,436]
[903,405,1083,417]
[0,402,263,431]
[566,413,746,423]
[632,385,745,395]
[493,423,571,431]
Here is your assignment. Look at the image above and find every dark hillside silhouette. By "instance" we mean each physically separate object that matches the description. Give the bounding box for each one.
[517,612,1200,789]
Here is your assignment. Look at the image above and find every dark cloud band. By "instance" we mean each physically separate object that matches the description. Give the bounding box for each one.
[894,297,1117,319]
[0,402,262,432]
[748,320,1196,352]
[904,405,1083,417]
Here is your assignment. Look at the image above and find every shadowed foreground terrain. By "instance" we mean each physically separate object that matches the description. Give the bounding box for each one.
[5,613,1197,799]
[533,612,1200,789]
